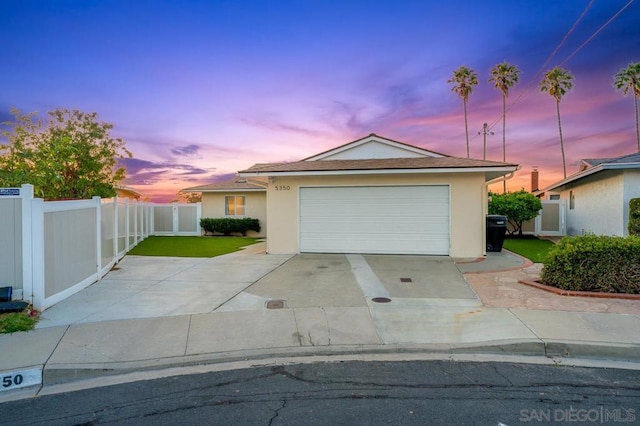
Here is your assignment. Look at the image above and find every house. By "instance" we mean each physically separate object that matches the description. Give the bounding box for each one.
[238,134,519,257]
[115,185,142,200]
[183,176,267,237]
[540,152,640,237]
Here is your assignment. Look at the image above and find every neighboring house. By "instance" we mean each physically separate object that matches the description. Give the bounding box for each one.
[183,176,267,237]
[115,185,142,200]
[238,134,518,257]
[539,152,640,237]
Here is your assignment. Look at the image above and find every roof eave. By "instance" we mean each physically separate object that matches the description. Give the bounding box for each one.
[543,162,640,191]
[239,166,519,177]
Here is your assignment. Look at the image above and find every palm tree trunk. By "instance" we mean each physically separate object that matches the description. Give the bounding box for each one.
[557,100,567,179]
[463,99,470,158]
[635,93,639,152]
[502,94,506,193]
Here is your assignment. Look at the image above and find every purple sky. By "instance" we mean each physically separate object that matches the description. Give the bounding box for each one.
[2,0,639,201]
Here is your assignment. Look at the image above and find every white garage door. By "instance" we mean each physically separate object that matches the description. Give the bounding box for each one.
[300,186,449,255]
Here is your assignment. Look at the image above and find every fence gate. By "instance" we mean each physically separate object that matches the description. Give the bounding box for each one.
[152,203,201,235]
[535,200,565,236]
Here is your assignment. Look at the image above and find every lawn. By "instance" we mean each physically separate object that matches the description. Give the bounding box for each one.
[0,310,38,334]
[503,237,555,263]
[127,236,260,257]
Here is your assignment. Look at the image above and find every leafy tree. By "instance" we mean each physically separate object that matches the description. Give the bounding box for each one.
[448,66,478,158]
[489,62,520,192]
[489,190,542,236]
[540,67,574,179]
[0,108,131,199]
[614,62,640,152]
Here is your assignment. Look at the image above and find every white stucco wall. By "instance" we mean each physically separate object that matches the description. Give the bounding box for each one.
[265,173,487,258]
[201,192,267,237]
[560,171,624,236]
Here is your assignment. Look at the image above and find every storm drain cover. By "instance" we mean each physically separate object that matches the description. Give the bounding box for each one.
[400,278,412,283]
[372,297,392,303]
[266,299,286,309]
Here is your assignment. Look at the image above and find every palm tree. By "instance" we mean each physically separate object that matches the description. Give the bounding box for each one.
[448,66,478,158]
[489,62,520,192]
[614,62,640,152]
[540,67,574,179]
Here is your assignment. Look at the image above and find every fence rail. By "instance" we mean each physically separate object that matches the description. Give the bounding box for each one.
[0,184,201,311]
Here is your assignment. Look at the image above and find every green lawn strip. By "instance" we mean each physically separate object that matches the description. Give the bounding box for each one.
[127,236,259,257]
[0,311,38,334]
[503,237,555,263]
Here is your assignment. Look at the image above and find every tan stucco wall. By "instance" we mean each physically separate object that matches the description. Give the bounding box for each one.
[201,192,267,237]
[265,173,487,257]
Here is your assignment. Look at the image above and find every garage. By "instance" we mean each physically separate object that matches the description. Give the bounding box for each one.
[299,185,450,255]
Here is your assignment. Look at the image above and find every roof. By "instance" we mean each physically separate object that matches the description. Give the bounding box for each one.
[183,176,267,193]
[240,157,517,174]
[544,152,640,191]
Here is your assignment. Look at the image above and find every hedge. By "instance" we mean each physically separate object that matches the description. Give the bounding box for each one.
[629,198,640,236]
[541,235,640,294]
[200,218,261,236]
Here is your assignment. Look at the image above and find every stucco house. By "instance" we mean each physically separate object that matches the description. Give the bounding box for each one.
[183,176,267,237]
[540,152,640,237]
[238,134,518,257]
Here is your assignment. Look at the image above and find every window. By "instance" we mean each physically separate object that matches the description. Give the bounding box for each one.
[569,191,575,210]
[549,194,560,200]
[225,196,245,216]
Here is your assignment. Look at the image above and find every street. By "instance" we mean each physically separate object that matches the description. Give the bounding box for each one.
[2,360,639,425]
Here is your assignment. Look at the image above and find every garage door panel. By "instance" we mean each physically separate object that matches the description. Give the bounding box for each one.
[299,186,450,255]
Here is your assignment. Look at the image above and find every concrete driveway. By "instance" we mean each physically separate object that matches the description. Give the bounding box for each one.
[37,248,481,328]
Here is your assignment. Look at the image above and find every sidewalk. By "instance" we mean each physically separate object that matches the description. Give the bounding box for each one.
[1,248,639,402]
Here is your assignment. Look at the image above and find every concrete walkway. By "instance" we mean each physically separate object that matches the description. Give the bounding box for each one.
[1,245,639,402]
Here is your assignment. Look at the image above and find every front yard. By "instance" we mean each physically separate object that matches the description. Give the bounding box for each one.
[503,237,555,263]
[127,236,260,257]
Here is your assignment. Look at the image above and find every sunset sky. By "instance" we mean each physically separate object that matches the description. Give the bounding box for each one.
[2,0,639,201]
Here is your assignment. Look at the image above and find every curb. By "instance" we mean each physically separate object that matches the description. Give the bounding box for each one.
[519,279,640,300]
[40,338,640,387]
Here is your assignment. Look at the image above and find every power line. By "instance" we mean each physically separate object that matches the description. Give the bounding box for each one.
[479,0,633,142]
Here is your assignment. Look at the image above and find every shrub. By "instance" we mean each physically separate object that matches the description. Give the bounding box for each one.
[541,235,640,294]
[200,218,260,236]
[489,190,542,236]
[629,198,640,236]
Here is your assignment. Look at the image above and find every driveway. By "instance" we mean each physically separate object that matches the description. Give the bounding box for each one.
[37,249,480,328]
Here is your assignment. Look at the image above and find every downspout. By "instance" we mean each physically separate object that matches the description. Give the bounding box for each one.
[482,168,519,256]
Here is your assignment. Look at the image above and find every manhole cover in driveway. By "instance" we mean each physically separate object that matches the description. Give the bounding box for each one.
[372,297,392,303]
[400,278,412,283]
[266,299,286,309]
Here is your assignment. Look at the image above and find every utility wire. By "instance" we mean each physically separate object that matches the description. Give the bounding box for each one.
[478,0,633,140]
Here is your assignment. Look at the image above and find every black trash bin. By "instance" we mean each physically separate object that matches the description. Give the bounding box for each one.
[486,215,507,252]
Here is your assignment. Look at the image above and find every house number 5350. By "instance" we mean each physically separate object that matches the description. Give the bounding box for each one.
[275,185,291,191]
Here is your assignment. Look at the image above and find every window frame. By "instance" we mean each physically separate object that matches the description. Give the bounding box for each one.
[225,195,246,216]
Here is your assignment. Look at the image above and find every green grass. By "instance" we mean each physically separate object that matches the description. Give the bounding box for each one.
[0,310,38,334]
[127,236,260,257]
[503,237,555,263]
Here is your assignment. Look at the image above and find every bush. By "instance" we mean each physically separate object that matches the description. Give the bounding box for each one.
[541,235,640,294]
[200,218,260,236]
[629,198,640,236]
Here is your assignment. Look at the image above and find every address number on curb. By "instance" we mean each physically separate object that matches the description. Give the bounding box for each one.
[0,368,41,391]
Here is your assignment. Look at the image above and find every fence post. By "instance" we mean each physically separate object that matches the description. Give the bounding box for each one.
[133,200,138,246]
[20,184,34,303]
[94,196,102,279]
[125,198,130,252]
[113,197,118,263]
[30,198,45,311]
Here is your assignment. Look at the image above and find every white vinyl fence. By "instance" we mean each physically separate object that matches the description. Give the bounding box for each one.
[0,184,201,311]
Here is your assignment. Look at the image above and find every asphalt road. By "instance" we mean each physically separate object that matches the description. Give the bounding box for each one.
[2,360,639,425]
